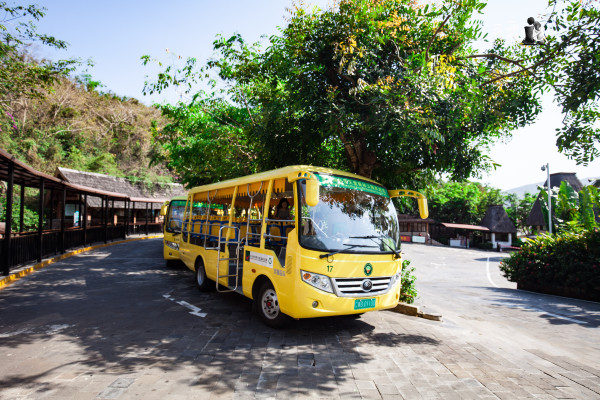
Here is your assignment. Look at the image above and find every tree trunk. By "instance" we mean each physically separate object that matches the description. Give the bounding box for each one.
[338,130,377,179]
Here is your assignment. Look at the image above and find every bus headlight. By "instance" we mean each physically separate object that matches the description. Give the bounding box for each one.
[165,240,179,251]
[390,270,402,287]
[301,270,333,293]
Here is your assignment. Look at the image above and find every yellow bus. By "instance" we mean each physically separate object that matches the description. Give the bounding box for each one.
[162,195,187,267]
[160,166,428,327]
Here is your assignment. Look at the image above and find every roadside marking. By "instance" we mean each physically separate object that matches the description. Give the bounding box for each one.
[501,303,587,325]
[163,292,207,317]
[201,329,220,352]
[486,257,499,288]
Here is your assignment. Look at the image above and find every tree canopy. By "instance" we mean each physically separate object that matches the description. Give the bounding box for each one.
[144,0,600,188]
[0,2,78,99]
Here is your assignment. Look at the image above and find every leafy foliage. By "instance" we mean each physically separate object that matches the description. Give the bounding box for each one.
[499,229,600,293]
[0,194,39,231]
[0,76,172,181]
[539,182,600,233]
[478,0,600,164]
[0,2,78,99]
[421,181,504,225]
[143,0,542,187]
[149,99,258,187]
[504,192,536,234]
[400,259,417,304]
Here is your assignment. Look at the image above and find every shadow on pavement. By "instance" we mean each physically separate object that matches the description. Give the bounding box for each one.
[476,286,600,328]
[0,239,441,398]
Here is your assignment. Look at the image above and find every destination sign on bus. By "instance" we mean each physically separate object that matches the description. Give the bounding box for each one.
[315,174,389,197]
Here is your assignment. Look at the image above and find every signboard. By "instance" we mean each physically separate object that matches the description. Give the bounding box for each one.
[244,251,274,268]
[315,173,389,197]
[73,210,80,227]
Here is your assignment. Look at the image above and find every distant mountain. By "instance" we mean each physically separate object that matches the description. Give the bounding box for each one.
[504,176,600,197]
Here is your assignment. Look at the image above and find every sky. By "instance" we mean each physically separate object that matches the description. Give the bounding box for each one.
[22,0,600,191]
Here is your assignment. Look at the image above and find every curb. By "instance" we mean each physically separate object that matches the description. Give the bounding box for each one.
[0,235,164,291]
[391,302,443,321]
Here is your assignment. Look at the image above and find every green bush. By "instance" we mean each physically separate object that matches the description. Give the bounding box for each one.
[499,230,600,292]
[0,197,39,232]
[512,237,524,247]
[477,242,494,250]
[400,259,417,304]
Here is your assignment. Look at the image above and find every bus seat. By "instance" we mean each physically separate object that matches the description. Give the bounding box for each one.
[267,224,283,245]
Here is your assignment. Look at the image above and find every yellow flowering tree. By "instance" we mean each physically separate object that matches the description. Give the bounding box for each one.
[144,0,540,186]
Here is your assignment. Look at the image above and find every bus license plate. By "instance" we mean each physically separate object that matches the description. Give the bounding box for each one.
[354,298,376,310]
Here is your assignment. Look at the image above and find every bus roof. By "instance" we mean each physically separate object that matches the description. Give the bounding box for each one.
[187,165,383,195]
[169,195,187,202]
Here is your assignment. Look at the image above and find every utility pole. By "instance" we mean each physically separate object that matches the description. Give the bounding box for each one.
[541,163,552,234]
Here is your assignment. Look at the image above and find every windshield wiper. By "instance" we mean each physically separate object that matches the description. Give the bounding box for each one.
[318,243,377,259]
[349,235,401,259]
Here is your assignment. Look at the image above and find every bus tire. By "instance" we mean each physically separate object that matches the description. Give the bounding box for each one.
[257,281,288,328]
[195,258,213,292]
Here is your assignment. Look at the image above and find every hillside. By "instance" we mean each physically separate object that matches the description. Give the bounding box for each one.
[0,75,172,183]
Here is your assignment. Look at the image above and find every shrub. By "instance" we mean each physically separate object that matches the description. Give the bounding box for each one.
[0,196,39,232]
[477,242,494,250]
[400,259,417,304]
[499,230,600,292]
[512,237,524,247]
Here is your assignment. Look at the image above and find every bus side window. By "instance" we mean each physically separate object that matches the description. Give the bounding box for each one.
[167,202,184,233]
[182,199,191,243]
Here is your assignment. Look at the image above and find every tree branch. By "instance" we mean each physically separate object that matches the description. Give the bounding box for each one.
[464,53,527,69]
[238,89,255,126]
[425,12,453,62]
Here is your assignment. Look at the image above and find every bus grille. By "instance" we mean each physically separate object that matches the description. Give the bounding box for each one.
[332,276,392,297]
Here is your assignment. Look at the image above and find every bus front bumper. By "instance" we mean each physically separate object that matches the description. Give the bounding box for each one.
[285,281,401,319]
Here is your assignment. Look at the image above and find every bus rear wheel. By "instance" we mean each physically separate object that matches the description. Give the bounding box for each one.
[257,282,288,328]
[195,258,213,292]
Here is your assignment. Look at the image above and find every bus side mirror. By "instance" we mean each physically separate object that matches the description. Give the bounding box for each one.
[418,197,429,219]
[388,189,428,219]
[305,179,319,207]
[160,204,168,216]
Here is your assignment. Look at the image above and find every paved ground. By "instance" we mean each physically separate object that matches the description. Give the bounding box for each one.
[0,239,599,399]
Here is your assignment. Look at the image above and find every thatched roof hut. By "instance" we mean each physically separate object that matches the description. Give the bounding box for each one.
[480,205,516,233]
[526,172,583,228]
[56,167,185,209]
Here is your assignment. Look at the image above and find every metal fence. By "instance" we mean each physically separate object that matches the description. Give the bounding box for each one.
[0,222,161,273]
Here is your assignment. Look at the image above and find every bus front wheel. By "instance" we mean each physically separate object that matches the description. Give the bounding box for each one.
[257,282,288,328]
[195,258,213,292]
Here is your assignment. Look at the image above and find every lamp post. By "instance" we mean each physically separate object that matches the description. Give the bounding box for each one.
[541,163,552,234]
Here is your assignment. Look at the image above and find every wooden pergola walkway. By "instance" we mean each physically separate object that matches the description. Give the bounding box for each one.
[0,149,165,275]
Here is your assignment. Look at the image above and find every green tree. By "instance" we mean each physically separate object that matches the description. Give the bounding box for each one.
[0,2,78,100]
[149,98,259,186]
[539,182,600,233]
[143,0,541,187]
[504,192,536,234]
[478,0,600,164]
[0,195,39,231]
[423,181,501,225]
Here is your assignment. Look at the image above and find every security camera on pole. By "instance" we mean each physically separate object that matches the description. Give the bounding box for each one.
[541,163,552,234]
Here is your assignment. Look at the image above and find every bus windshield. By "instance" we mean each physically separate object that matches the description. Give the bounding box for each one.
[166,200,187,233]
[298,174,400,254]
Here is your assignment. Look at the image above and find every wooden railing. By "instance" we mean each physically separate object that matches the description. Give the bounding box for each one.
[0,223,162,273]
